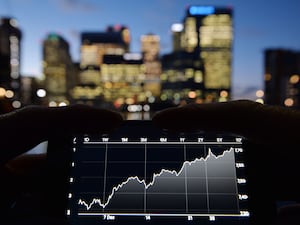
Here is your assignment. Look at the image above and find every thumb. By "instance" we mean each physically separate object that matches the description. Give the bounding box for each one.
[0,104,123,165]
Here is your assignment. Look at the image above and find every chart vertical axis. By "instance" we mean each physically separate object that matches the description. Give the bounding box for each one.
[183,143,188,213]
[102,143,108,212]
[144,143,147,213]
[204,144,210,213]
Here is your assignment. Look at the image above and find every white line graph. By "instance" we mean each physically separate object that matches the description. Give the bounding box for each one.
[77,147,235,211]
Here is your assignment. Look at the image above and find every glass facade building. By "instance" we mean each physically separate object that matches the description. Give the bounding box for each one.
[0,17,22,110]
[43,33,74,106]
[161,6,233,104]
[264,49,300,108]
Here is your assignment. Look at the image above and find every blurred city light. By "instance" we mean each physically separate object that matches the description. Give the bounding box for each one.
[0,87,6,97]
[188,91,197,99]
[284,98,294,107]
[36,89,46,98]
[12,100,21,108]
[58,102,68,107]
[143,104,150,112]
[49,101,57,107]
[255,99,264,104]
[264,73,272,81]
[289,74,300,84]
[171,23,184,32]
[220,90,228,98]
[5,90,14,98]
[127,104,143,112]
[255,90,264,98]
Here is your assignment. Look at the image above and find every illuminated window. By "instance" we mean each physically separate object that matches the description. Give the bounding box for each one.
[255,90,264,98]
[220,90,228,98]
[202,50,231,89]
[194,71,203,83]
[290,74,300,84]
[184,17,197,51]
[189,6,215,15]
[284,98,294,107]
[265,73,272,81]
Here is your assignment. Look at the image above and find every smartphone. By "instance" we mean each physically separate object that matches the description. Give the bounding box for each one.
[50,120,250,225]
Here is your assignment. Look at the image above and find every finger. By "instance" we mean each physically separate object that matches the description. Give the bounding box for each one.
[4,153,47,176]
[152,100,262,132]
[152,100,300,145]
[0,104,123,164]
[44,104,123,134]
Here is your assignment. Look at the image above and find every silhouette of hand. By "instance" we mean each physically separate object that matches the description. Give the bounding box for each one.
[152,99,300,145]
[153,99,300,225]
[0,104,123,165]
[0,104,123,224]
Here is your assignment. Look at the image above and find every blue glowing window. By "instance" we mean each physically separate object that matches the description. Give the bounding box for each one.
[189,6,215,15]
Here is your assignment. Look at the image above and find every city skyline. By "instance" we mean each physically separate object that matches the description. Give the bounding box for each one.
[1,0,300,99]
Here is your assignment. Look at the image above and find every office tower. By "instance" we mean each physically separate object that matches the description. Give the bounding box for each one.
[140,34,161,98]
[80,28,129,85]
[141,34,160,64]
[264,49,300,108]
[20,76,46,106]
[71,25,131,107]
[43,33,74,106]
[80,25,130,69]
[171,23,184,53]
[101,53,145,107]
[161,6,233,103]
[161,51,203,104]
[0,17,22,109]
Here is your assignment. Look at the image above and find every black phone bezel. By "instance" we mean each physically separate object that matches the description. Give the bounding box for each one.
[45,120,274,225]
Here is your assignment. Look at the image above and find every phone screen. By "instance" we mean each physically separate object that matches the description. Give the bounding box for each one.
[66,120,250,225]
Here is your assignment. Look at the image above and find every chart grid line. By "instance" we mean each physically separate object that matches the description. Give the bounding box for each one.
[83,141,242,145]
[183,143,188,213]
[102,143,108,212]
[144,143,147,213]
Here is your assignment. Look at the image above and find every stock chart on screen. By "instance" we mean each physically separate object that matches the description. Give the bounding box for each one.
[66,123,249,225]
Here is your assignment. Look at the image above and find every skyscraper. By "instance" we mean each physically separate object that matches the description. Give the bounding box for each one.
[80,25,130,70]
[43,33,74,106]
[171,23,184,53]
[161,6,233,103]
[101,53,145,107]
[141,34,160,63]
[140,34,161,98]
[0,17,22,109]
[264,49,300,108]
[70,26,131,107]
